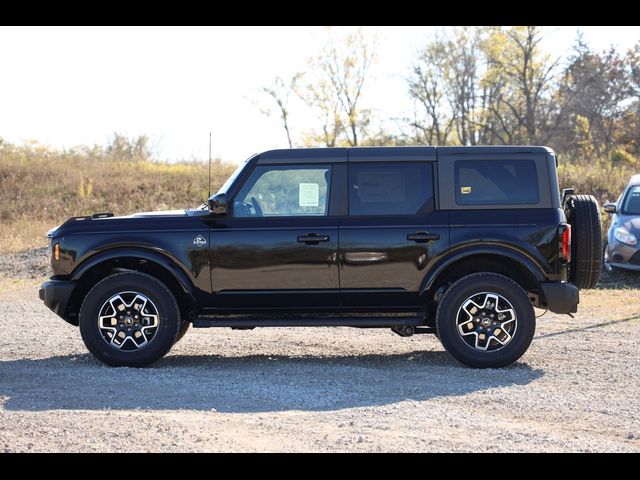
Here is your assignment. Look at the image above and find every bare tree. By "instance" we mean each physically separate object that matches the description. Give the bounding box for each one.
[298,77,344,147]
[443,27,485,145]
[484,26,561,144]
[258,74,302,148]
[304,28,377,146]
[407,38,456,145]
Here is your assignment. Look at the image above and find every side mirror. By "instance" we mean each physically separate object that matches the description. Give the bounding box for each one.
[603,203,617,214]
[208,193,228,215]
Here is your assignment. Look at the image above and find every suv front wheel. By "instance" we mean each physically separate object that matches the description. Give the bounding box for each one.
[435,273,536,368]
[79,272,181,367]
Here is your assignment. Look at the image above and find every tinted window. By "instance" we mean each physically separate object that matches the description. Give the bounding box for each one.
[348,163,434,216]
[234,165,331,217]
[455,159,539,205]
[623,185,640,214]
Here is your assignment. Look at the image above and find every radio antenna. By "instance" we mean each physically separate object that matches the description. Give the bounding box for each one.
[208,131,212,199]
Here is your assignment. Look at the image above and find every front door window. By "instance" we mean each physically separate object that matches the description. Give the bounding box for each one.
[234,165,332,217]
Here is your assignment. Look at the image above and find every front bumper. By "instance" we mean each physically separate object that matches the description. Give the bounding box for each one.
[606,239,640,268]
[540,282,579,314]
[39,279,76,325]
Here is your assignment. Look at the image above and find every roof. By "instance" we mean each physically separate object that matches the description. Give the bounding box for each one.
[629,174,640,186]
[256,145,554,163]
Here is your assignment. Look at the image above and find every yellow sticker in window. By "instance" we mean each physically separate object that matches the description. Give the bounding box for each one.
[461,186,472,194]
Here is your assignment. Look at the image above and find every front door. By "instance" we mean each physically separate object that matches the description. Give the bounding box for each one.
[208,163,340,311]
[339,161,449,308]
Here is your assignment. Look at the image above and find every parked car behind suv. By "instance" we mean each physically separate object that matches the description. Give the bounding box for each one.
[603,174,640,271]
[40,146,602,368]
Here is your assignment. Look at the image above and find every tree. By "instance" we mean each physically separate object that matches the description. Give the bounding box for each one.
[558,37,634,157]
[407,36,455,145]
[406,26,514,146]
[442,27,490,145]
[258,74,302,148]
[106,133,152,161]
[299,77,344,147]
[302,27,377,146]
[483,26,561,145]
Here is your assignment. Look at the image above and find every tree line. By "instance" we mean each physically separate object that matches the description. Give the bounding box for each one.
[257,26,640,166]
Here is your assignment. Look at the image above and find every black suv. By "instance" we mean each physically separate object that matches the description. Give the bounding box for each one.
[40,146,602,368]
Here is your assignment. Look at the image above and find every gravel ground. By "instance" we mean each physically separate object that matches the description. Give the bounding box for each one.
[0,252,639,452]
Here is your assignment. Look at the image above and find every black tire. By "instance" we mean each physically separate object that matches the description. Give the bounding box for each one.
[79,272,180,367]
[174,321,190,344]
[564,194,602,288]
[435,273,536,368]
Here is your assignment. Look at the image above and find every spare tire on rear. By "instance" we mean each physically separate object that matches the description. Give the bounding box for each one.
[564,194,602,289]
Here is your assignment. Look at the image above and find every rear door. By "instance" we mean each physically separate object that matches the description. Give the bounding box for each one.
[339,151,449,308]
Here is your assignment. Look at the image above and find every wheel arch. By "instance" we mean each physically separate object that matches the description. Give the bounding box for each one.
[66,248,197,325]
[421,247,546,306]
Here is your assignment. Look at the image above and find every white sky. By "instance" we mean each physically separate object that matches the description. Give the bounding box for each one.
[1,26,638,164]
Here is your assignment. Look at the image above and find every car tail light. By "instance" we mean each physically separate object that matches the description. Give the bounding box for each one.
[559,223,571,263]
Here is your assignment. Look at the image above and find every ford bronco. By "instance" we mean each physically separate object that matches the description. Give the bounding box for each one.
[40,146,602,368]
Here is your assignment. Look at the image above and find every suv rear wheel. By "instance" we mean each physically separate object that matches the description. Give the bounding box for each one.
[435,273,536,368]
[79,272,180,367]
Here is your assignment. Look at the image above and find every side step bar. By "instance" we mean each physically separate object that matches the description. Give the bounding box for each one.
[192,316,426,328]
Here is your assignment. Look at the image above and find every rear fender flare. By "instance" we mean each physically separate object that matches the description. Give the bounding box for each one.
[420,245,547,296]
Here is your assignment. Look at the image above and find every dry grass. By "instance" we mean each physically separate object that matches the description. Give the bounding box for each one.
[1,140,638,257]
[0,141,237,252]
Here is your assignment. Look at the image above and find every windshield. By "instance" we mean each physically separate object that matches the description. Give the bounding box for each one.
[215,156,254,196]
[622,185,640,214]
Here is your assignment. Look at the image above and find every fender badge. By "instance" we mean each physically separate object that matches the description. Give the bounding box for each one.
[193,235,207,247]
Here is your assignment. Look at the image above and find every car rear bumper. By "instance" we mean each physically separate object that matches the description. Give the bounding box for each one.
[540,282,579,314]
[39,279,76,325]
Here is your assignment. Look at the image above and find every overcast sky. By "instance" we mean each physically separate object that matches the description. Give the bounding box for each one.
[1,26,638,164]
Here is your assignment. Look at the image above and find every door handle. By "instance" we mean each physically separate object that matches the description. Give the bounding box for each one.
[297,233,330,244]
[407,231,440,243]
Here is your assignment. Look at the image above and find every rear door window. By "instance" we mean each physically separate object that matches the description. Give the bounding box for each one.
[454,159,539,205]
[348,163,434,216]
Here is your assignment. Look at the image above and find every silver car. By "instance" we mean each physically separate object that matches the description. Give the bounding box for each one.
[604,174,640,271]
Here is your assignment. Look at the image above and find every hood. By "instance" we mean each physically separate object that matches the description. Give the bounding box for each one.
[620,215,640,234]
[128,209,187,218]
[50,209,190,235]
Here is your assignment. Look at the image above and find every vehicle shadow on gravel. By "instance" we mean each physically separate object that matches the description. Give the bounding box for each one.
[0,351,543,413]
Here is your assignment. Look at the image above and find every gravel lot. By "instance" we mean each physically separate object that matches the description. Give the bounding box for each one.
[0,251,639,452]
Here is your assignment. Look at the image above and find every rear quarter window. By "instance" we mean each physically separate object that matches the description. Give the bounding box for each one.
[454,159,539,205]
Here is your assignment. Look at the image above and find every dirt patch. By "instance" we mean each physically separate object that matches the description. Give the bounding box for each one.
[0,247,50,280]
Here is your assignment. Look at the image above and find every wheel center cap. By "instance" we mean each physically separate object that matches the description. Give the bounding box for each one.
[481,318,492,327]
[125,317,133,325]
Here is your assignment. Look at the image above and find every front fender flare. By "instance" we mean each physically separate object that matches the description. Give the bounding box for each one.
[71,247,196,298]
